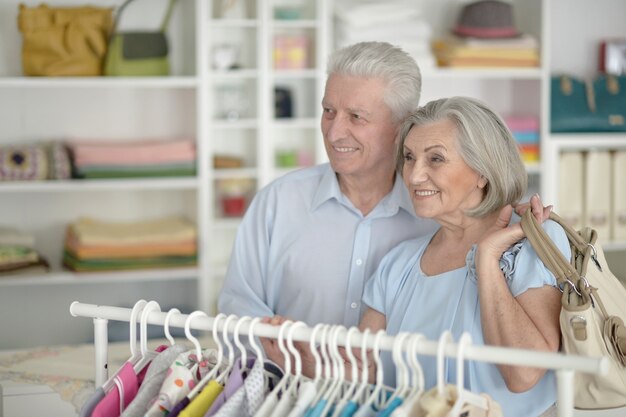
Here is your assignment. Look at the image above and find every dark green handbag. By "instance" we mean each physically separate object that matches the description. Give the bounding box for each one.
[551,74,626,132]
[104,0,177,76]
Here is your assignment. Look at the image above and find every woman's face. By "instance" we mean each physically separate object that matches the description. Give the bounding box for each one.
[401,119,487,222]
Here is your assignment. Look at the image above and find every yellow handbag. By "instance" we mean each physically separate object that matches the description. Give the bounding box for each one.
[17,4,113,76]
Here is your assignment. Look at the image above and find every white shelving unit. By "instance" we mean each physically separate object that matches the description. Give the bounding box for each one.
[542,0,626,259]
[1,0,625,349]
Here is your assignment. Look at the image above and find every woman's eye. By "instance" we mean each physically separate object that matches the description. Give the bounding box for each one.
[403,153,413,161]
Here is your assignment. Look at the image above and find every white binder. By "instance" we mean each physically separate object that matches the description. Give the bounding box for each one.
[584,150,612,240]
[558,151,585,230]
[613,150,626,240]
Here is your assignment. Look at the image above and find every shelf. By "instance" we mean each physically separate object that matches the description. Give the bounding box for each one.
[421,67,543,80]
[208,19,258,28]
[548,134,626,149]
[213,168,258,179]
[0,76,198,88]
[272,118,318,129]
[211,119,259,129]
[525,162,541,175]
[0,178,199,193]
[272,69,318,79]
[209,69,259,79]
[0,267,199,287]
[273,19,319,29]
[211,218,241,230]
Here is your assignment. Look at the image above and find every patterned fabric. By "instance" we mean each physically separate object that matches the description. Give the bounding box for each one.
[0,145,48,181]
[211,359,266,417]
[144,349,216,417]
[120,343,188,417]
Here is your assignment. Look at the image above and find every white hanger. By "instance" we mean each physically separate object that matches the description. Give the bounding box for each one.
[101,299,146,392]
[448,333,488,416]
[330,326,360,417]
[133,300,161,373]
[437,330,453,399]
[194,312,226,389]
[164,307,181,346]
[308,324,332,409]
[274,321,307,416]
[351,328,371,406]
[185,310,207,366]
[387,332,412,405]
[216,314,239,384]
[247,317,265,363]
[361,329,387,412]
[320,325,347,417]
[390,333,427,417]
[233,315,252,372]
[253,319,294,417]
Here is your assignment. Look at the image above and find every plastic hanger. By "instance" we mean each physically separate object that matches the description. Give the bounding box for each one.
[101,299,147,392]
[133,300,161,373]
[360,329,386,412]
[386,332,411,405]
[448,333,488,416]
[248,316,266,362]
[253,319,294,417]
[308,324,332,409]
[216,314,239,384]
[185,310,208,369]
[330,326,360,417]
[274,321,307,416]
[321,325,349,417]
[350,328,371,406]
[390,333,427,417]
[436,330,453,399]
[233,315,252,372]
[164,307,181,346]
[186,312,226,401]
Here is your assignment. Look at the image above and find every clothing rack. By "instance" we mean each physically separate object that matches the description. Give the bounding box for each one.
[70,301,608,417]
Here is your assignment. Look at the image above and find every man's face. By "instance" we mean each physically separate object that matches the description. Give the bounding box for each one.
[321,74,399,182]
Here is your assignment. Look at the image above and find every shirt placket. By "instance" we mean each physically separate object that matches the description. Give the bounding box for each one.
[344,219,372,326]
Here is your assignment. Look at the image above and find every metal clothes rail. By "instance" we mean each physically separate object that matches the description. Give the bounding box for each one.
[70,301,608,417]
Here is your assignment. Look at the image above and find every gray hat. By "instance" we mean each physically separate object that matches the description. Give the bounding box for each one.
[453,0,520,39]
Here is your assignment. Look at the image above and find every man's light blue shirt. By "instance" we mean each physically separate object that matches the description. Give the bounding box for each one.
[218,163,438,326]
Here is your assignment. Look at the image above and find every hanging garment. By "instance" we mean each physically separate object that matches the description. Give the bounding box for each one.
[120,343,188,417]
[144,349,215,417]
[210,358,267,417]
[91,362,139,417]
[80,387,105,417]
[285,380,317,417]
[412,385,502,417]
[176,380,224,417]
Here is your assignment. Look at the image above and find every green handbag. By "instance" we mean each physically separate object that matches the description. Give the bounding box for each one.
[551,74,626,132]
[104,0,177,76]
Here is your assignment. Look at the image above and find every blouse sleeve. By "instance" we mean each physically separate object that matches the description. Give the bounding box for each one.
[496,219,570,297]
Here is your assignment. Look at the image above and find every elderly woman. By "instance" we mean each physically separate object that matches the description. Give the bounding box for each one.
[360,96,567,417]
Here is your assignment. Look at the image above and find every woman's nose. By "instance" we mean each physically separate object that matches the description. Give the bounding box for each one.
[407,161,428,184]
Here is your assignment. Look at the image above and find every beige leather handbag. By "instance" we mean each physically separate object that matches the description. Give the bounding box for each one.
[520,209,626,409]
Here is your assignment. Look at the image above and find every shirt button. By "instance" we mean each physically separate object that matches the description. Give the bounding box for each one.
[355,259,363,266]
[351,302,358,309]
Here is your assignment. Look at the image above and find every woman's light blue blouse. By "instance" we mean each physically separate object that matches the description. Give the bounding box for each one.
[363,219,570,417]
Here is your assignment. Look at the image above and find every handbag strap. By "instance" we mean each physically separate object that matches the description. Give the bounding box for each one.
[112,0,178,33]
[519,209,581,289]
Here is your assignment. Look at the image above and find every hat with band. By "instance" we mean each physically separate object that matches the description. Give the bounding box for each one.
[453,0,520,39]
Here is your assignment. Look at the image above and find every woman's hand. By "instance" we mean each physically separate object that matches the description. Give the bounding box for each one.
[478,194,551,260]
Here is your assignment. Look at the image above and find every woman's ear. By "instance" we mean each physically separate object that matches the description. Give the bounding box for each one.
[478,175,488,189]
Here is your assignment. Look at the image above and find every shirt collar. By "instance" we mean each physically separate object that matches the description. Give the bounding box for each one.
[311,164,415,218]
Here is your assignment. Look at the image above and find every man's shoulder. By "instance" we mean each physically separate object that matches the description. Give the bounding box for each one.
[260,164,329,194]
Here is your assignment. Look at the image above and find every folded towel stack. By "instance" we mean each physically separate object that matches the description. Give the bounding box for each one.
[505,115,540,163]
[334,0,436,70]
[432,34,540,68]
[68,139,197,179]
[0,227,49,276]
[63,216,198,272]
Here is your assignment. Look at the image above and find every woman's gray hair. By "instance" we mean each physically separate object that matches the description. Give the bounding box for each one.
[396,96,527,217]
[327,42,421,122]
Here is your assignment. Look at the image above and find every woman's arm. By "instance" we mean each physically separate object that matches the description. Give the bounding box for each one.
[476,204,562,392]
